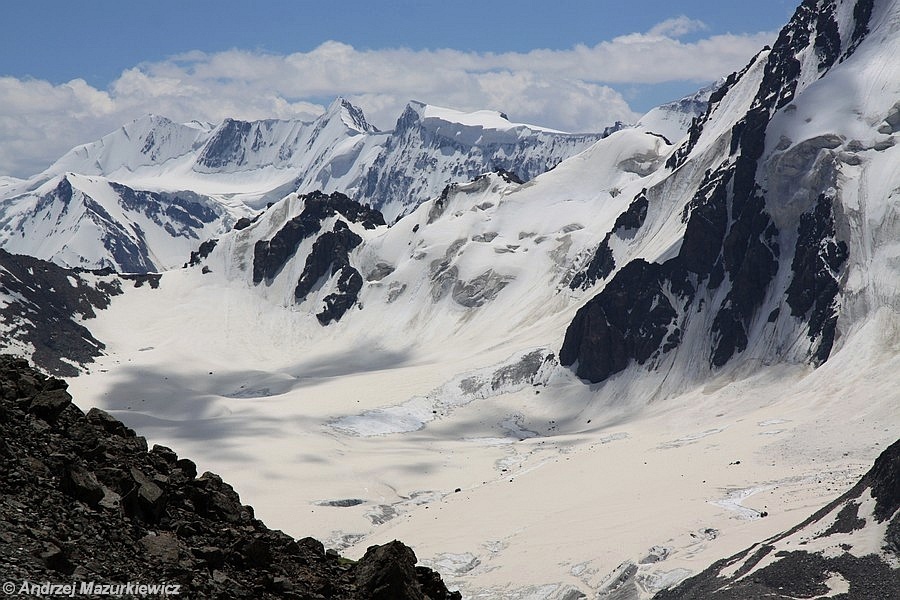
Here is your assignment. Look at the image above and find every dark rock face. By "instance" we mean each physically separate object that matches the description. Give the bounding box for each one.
[0,355,460,600]
[253,214,321,284]
[354,541,429,600]
[233,217,254,231]
[252,191,382,324]
[28,388,74,422]
[196,119,254,169]
[846,0,874,57]
[869,438,900,523]
[0,249,122,376]
[653,438,900,599]
[561,259,693,383]
[293,221,364,325]
[785,194,849,364]
[186,238,219,268]
[563,165,739,381]
[678,166,731,280]
[561,0,870,383]
[707,187,779,368]
[814,1,842,71]
[252,191,384,285]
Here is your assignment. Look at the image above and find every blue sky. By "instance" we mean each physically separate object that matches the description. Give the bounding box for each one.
[1,0,798,177]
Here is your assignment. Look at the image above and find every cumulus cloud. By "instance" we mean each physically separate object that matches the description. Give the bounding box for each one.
[0,18,774,177]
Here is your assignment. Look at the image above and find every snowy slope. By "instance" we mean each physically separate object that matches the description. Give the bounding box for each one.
[47,114,214,177]
[6,0,900,598]
[0,175,24,196]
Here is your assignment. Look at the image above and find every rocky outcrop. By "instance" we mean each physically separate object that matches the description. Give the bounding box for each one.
[0,355,460,599]
[249,191,384,324]
[561,259,692,383]
[252,191,384,285]
[0,250,122,376]
[186,238,219,268]
[653,438,900,599]
[293,221,364,325]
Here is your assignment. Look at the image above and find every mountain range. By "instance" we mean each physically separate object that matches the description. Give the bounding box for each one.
[0,99,618,273]
[1,0,898,598]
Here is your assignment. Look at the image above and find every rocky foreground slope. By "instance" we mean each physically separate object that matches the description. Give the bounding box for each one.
[0,355,460,599]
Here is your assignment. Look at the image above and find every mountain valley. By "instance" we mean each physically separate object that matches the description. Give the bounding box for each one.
[1,0,899,598]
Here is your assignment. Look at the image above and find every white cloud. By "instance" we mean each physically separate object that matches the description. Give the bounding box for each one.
[647,16,709,38]
[0,20,775,177]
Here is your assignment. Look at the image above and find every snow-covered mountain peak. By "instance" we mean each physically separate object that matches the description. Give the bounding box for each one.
[399,100,565,140]
[190,102,375,175]
[0,171,232,272]
[359,101,615,221]
[46,114,211,179]
[323,97,378,134]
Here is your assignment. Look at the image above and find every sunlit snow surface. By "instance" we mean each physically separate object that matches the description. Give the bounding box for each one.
[57,1,900,597]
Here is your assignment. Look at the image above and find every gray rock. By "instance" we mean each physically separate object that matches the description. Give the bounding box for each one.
[140,532,181,564]
[451,270,513,307]
[86,407,134,437]
[28,389,72,422]
[354,541,427,600]
[61,464,104,507]
[366,262,395,282]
